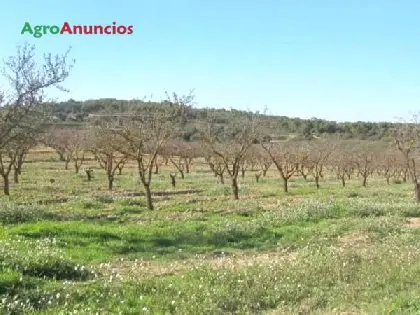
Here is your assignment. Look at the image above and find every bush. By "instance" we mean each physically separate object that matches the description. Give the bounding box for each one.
[0,203,58,224]
[81,200,102,209]
[96,195,114,204]
[0,237,95,281]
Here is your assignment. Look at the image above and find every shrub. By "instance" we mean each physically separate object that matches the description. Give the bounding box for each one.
[0,203,58,224]
[96,195,114,204]
[81,200,102,210]
[0,237,95,281]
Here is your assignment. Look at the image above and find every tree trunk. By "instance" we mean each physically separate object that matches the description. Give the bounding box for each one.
[180,170,185,179]
[315,176,320,189]
[262,169,267,177]
[386,177,390,185]
[154,162,159,174]
[13,168,19,184]
[65,159,70,170]
[362,176,367,187]
[3,175,10,196]
[145,184,153,210]
[14,155,24,184]
[283,178,288,193]
[108,175,114,190]
[58,152,65,161]
[219,173,224,184]
[118,166,123,175]
[255,174,261,183]
[85,169,93,181]
[241,168,245,178]
[231,177,239,200]
[415,183,420,203]
[170,174,176,187]
[185,159,190,173]
[341,177,346,187]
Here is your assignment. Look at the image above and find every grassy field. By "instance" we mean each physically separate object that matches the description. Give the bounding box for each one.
[1,150,420,314]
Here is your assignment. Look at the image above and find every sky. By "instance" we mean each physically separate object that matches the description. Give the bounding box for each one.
[1,0,420,122]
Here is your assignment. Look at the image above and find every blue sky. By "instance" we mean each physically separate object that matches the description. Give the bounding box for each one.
[1,0,420,122]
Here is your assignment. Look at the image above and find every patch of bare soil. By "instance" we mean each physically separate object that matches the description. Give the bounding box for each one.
[98,249,296,280]
[258,196,306,211]
[36,197,69,205]
[152,211,206,221]
[286,196,306,204]
[185,197,218,204]
[266,309,365,315]
[121,189,203,197]
[406,217,420,228]
[338,233,369,248]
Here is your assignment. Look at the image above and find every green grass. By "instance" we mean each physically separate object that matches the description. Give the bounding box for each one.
[0,156,420,313]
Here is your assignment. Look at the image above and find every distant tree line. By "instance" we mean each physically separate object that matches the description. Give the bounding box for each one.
[48,98,396,141]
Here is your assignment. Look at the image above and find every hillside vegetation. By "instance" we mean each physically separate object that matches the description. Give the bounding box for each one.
[50,98,396,141]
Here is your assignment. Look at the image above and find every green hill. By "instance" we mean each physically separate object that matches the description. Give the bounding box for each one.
[49,98,396,141]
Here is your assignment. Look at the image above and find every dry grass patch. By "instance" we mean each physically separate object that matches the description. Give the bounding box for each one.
[266,309,367,315]
[338,232,370,248]
[259,196,307,211]
[98,248,297,280]
[406,217,420,228]
[286,196,306,204]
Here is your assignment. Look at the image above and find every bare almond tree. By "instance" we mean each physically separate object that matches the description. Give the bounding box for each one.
[0,132,37,194]
[0,43,73,195]
[0,43,73,151]
[90,126,128,190]
[307,140,334,189]
[155,90,196,177]
[202,111,260,200]
[261,141,299,193]
[393,115,420,202]
[294,143,312,181]
[245,145,262,172]
[163,90,195,126]
[257,149,272,177]
[110,99,183,210]
[12,136,36,184]
[204,152,226,184]
[239,147,261,178]
[44,128,88,172]
[69,130,88,174]
[182,141,201,174]
[377,149,398,185]
[164,140,188,179]
[354,143,376,187]
[394,157,409,183]
[43,127,75,169]
[330,147,355,187]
